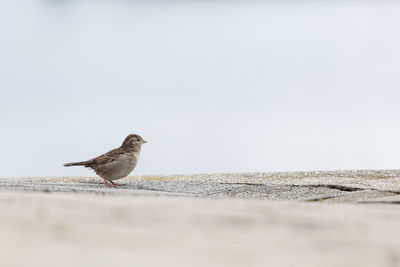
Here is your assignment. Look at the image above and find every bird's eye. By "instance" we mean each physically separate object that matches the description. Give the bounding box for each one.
[137,138,140,141]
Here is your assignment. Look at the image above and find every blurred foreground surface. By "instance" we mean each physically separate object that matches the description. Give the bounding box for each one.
[1,170,400,267]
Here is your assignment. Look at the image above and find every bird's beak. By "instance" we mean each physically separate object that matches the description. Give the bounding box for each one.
[143,140,148,144]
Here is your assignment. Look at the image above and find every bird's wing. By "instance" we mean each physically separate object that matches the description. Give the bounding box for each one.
[82,148,125,167]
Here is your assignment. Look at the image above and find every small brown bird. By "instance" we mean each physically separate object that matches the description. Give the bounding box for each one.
[64,134,147,186]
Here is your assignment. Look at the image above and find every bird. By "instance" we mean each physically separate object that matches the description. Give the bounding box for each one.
[64,134,147,186]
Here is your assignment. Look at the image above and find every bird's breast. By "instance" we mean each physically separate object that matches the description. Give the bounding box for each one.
[102,152,139,180]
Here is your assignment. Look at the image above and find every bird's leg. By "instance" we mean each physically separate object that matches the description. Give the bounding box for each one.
[100,177,115,187]
[109,180,123,186]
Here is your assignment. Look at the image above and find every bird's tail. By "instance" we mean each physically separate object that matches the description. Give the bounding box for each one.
[63,161,89,167]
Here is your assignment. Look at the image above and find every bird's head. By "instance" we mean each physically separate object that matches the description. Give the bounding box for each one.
[121,134,147,149]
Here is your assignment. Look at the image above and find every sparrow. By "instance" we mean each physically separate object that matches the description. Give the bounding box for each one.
[64,134,147,186]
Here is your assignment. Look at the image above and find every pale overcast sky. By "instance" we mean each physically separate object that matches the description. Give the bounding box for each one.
[1,1,400,177]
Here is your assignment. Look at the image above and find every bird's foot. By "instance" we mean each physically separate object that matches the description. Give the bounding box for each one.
[109,180,124,186]
[100,182,116,187]
[100,178,118,187]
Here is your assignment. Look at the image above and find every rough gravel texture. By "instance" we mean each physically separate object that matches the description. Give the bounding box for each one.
[2,169,400,202]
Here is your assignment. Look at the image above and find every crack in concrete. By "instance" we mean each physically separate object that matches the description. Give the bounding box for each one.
[218,183,400,202]
[221,182,400,194]
[220,183,363,192]
[306,184,363,192]
[360,201,400,204]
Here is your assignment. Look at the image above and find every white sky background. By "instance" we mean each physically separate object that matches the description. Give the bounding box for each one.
[1,1,400,177]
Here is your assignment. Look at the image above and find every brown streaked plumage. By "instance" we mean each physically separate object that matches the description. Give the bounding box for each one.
[64,134,147,186]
